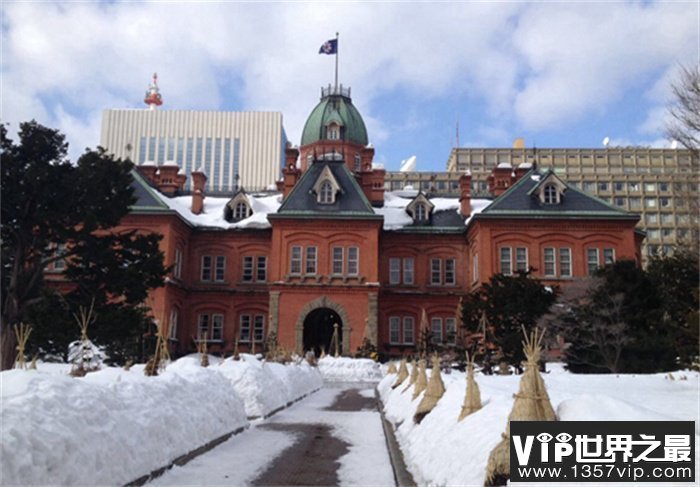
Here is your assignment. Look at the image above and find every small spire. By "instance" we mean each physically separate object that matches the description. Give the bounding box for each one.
[144,72,163,110]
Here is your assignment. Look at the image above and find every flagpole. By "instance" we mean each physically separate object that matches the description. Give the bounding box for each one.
[334,32,339,93]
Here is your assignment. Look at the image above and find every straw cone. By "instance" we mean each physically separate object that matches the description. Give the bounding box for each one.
[387,361,398,374]
[402,359,418,393]
[458,354,482,421]
[485,328,555,486]
[392,359,409,388]
[414,355,446,424]
[412,359,428,399]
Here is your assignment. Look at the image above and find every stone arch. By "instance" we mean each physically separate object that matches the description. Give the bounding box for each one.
[295,296,351,355]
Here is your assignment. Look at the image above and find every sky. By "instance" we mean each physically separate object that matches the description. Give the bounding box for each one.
[1,1,698,172]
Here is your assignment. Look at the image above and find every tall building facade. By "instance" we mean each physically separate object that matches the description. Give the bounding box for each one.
[100,109,287,193]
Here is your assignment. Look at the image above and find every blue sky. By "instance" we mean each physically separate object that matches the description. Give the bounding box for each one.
[1,1,698,172]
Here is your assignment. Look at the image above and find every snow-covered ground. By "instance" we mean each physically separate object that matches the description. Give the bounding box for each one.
[378,363,700,486]
[1,355,322,486]
[317,356,383,382]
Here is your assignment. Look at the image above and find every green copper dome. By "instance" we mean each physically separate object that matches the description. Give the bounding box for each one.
[301,86,368,146]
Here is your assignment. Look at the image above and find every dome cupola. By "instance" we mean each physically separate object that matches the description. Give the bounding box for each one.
[301,85,368,147]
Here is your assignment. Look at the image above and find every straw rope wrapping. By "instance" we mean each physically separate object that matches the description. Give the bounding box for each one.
[392,358,409,388]
[402,359,419,393]
[412,359,428,400]
[13,323,32,370]
[485,327,556,486]
[386,361,398,375]
[458,352,482,421]
[413,355,446,424]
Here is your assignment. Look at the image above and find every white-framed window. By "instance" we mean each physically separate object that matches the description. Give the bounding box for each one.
[52,243,67,271]
[603,248,615,265]
[240,315,251,342]
[403,317,415,344]
[197,314,209,339]
[431,318,443,343]
[559,248,572,277]
[253,315,265,343]
[445,258,456,285]
[168,309,178,340]
[174,248,183,279]
[234,202,249,220]
[305,246,317,275]
[472,254,479,283]
[332,247,344,275]
[415,204,428,221]
[543,248,556,277]
[290,246,302,275]
[445,318,457,346]
[215,256,226,281]
[543,184,558,204]
[211,314,224,341]
[499,247,512,276]
[347,247,359,276]
[256,256,267,281]
[389,258,400,284]
[403,258,414,284]
[327,124,340,140]
[389,317,400,344]
[430,258,442,285]
[354,154,362,172]
[515,247,528,272]
[587,248,600,275]
[239,314,264,343]
[242,256,254,282]
[319,181,334,204]
[201,255,212,281]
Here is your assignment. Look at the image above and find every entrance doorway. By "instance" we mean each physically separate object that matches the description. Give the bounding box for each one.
[303,308,342,356]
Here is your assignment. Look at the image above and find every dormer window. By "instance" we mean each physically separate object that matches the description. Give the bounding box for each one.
[415,203,428,221]
[319,181,334,204]
[406,193,435,223]
[312,165,341,205]
[224,190,252,222]
[234,202,250,219]
[543,184,558,204]
[327,123,340,140]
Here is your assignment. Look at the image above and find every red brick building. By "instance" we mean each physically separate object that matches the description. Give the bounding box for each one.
[119,87,643,358]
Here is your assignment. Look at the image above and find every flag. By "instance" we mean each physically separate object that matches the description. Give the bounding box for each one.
[319,38,338,55]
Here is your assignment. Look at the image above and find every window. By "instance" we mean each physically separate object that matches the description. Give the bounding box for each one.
[444,259,456,285]
[234,202,249,220]
[290,246,302,275]
[662,228,674,238]
[660,197,671,208]
[559,248,572,277]
[389,317,400,344]
[305,247,317,275]
[587,248,600,275]
[240,314,264,343]
[431,259,442,284]
[472,254,479,283]
[629,181,640,192]
[659,182,669,192]
[614,197,626,207]
[500,247,512,276]
[215,256,225,281]
[403,258,414,284]
[646,213,658,224]
[319,181,334,204]
[603,248,615,265]
[212,314,224,341]
[629,197,641,209]
[445,318,457,346]
[614,181,625,191]
[415,204,428,221]
[645,198,657,208]
[333,247,344,275]
[168,309,178,340]
[431,318,443,343]
[403,317,415,344]
[543,248,556,277]
[543,185,558,204]
[173,248,183,279]
[240,315,251,342]
[389,258,400,284]
[644,182,656,192]
[327,124,339,140]
[661,213,674,225]
[256,256,267,281]
[354,154,361,172]
[198,313,223,341]
[198,314,209,340]
[201,256,212,281]
[347,247,359,276]
[598,182,609,192]
[242,256,254,281]
[53,243,66,271]
[254,315,265,343]
[515,247,528,272]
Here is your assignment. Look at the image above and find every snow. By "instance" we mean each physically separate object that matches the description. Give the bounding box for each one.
[377,192,491,230]
[1,355,322,486]
[378,364,700,486]
[317,356,383,382]
[163,192,282,229]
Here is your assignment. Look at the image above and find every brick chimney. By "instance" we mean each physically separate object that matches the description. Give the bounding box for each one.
[191,169,207,215]
[136,162,158,185]
[281,164,301,199]
[459,171,472,217]
[157,162,180,196]
[487,164,517,197]
[358,164,385,207]
[285,143,300,170]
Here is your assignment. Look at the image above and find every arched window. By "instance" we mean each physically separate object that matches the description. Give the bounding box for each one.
[319,180,334,204]
[354,154,362,172]
[234,202,249,220]
[543,184,558,204]
[415,203,428,221]
[327,123,340,140]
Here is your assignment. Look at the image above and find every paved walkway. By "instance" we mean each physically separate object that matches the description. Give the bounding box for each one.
[151,384,395,486]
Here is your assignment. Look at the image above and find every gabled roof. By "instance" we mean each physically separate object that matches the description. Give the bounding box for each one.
[476,169,640,221]
[129,170,171,213]
[272,160,380,220]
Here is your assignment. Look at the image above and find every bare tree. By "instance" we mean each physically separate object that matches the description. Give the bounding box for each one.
[666,64,700,160]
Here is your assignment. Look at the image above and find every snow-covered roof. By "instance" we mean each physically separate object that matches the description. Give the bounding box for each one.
[154,189,491,231]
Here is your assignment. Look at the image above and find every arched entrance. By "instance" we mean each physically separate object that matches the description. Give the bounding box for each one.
[303,308,342,356]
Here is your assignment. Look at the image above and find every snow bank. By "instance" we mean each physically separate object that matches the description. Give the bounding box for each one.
[1,362,247,486]
[317,356,383,382]
[2,354,323,485]
[379,365,700,486]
